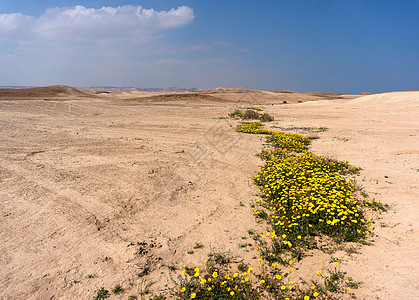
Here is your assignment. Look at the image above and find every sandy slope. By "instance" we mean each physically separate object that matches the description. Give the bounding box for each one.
[0,89,417,299]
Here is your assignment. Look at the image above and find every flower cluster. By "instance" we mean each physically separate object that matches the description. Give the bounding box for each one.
[174,263,355,300]
[160,119,379,299]
[174,267,257,299]
[235,121,377,258]
[253,150,369,243]
[235,121,272,134]
[267,131,309,152]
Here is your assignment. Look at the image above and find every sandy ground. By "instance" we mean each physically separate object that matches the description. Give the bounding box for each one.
[0,88,418,299]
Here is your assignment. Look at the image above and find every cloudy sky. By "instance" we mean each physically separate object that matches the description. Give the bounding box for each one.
[0,0,418,93]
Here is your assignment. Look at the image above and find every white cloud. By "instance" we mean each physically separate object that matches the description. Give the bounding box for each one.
[0,5,194,42]
[0,5,200,86]
[0,13,34,40]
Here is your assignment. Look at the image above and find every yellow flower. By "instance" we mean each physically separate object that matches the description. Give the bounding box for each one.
[304,296,310,300]
[347,287,351,291]
[261,279,265,284]
[212,271,218,278]
[199,278,206,284]
[289,281,293,285]
[281,285,286,290]
[207,287,212,291]
[334,262,339,266]
[233,273,238,278]
[289,260,293,265]
[191,293,196,299]
[180,287,186,292]
[316,270,322,275]
[182,270,186,275]
[313,292,319,297]
[230,291,235,296]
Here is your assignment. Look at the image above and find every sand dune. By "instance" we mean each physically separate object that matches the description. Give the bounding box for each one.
[0,85,362,104]
[346,90,419,107]
[0,85,103,98]
[122,93,227,103]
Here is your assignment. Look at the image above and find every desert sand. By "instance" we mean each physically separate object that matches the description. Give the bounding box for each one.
[0,87,418,299]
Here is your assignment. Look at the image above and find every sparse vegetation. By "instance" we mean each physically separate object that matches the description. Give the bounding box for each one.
[259,112,274,122]
[345,245,360,256]
[194,242,204,249]
[207,252,232,267]
[93,287,109,300]
[138,278,155,297]
[141,112,386,299]
[166,264,178,271]
[112,284,124,294]
[229,109,274,122]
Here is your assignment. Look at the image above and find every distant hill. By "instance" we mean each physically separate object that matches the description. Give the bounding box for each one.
[0,85,100,98]
[83,86,201,93]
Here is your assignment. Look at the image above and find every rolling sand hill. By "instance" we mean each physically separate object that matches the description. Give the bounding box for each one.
[0,87,417,299]
[0,85,103,98]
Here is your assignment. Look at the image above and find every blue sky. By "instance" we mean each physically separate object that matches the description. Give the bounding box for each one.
[0,1,418,93]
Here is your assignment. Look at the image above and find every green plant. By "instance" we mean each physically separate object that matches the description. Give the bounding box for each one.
[345,245,360,255]
[193,242,204,249]
[93,287,109,300]
[237,262,248,272]
[128,296,137,300]
[166,264,177,271]
[243,109,260,119]
[259,112,274,122]
[138,278,155,297]
[207,252,231,267]
[255,210,268,220]
[87,274,98,279]
[112,284,124,294]
[229,109,274,122]
[149,295,166,300]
